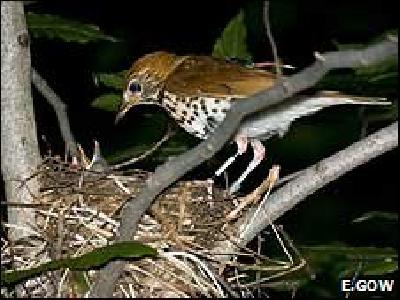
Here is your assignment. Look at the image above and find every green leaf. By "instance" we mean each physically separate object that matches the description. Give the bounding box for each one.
[301,245,397,260]
[91,93,121,112]
[362,259,398,276]
[212,10,252,62]
[338,259,398,278]
[26,12,118,43]
[2,241,157,286]
[300,245,397,278]
[94,71,127,90]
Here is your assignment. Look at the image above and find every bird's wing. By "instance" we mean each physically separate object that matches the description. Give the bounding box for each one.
[238,92,390,140]
[164,55,277,99]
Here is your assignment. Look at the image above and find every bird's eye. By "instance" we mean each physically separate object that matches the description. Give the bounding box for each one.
[128,82,142,93]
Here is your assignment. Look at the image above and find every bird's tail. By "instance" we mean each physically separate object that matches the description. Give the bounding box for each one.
[315,90,391,106]
[238,90,392,140]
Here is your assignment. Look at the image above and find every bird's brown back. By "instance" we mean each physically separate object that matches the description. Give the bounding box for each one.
[127,51,278,99]
[165,55,277,99]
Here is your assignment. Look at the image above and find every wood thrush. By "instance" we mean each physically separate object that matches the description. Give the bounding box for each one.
[116,51,389,193]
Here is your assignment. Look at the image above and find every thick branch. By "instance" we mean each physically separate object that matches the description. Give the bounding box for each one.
[31,68,78,157]
[1,1,40,240]
[238,122,398,246]
[89,38,397,297]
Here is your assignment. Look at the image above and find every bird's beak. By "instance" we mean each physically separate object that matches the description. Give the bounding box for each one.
[115,90,142,124]
[115,102,134,124]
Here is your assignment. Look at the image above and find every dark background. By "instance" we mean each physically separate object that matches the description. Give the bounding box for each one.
[23,0,398,297]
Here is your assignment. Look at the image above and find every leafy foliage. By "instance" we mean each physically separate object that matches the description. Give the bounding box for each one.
[91,93,121,112]
[94,71,127,90]
[293,245,398,299]
[241,243,396,298]
[91,70,127,112]
[264,244,397,296]
[300,245,397,278]
[212,10,252,63]
[2,241,157,286]
[91,71,127,111]
[27,12,117,43]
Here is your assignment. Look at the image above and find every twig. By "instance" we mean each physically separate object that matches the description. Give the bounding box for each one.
[235,258,307,288]
[277,225,314,279]
[263,1,282,77]
[127,263,189,298]
[238,122,398,246]
[216,120,397,282]
[162,251,225,297]
[111,123,175,170]
[270,223,293,265]
[31,68,78,158]
[89,38,397,298]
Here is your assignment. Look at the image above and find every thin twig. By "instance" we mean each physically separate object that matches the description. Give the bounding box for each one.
[111,123,175,170]
[31,68,78,158]
[277,225,314,279]
[235,258,307,288]
[263,1,282,77]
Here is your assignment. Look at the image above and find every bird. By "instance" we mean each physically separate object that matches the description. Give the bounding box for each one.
[115,51,390,193]
[78,140,110,173]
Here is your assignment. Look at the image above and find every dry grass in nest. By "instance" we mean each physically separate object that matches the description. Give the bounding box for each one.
[2,154,305,298]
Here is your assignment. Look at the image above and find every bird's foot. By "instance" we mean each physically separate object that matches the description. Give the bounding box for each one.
[225,164,280,221]
[229,139,266,195]
[214,135,248,177]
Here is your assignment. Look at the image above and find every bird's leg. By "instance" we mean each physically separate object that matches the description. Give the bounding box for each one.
[214,135,249,177]
[229,139,266,194]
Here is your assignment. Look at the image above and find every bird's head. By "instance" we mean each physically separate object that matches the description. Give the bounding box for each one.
[115,51,188,123]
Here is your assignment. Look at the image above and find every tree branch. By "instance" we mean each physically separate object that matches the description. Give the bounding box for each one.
[2,2,45,296]
[31,68,78,157]
[237,121,398,246]
[89,38,397,297]
[1,1,40,240]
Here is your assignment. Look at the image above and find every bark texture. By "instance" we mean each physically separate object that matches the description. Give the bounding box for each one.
[1,1,40,240]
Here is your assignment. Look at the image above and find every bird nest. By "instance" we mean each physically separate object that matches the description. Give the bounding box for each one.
[2,152,303,298]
